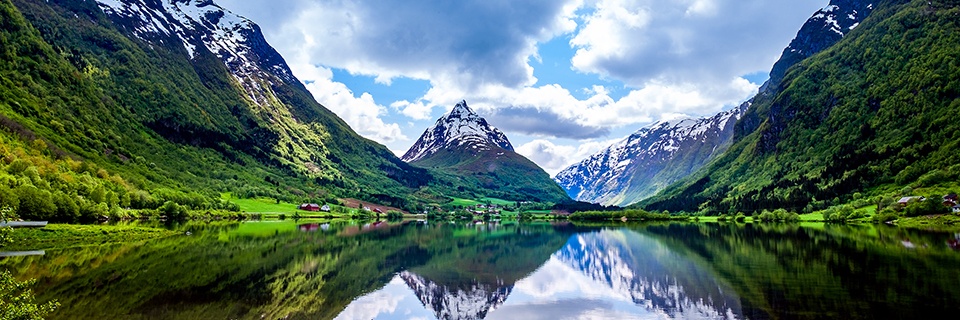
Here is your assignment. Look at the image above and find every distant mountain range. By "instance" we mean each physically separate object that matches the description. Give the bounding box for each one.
[403,101,569,203]
[555,104,746,206]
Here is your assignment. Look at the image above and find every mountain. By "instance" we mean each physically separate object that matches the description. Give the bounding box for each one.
[762,0,878,93]
[641,0,960,213]
[0,0,450,221]
[400,271,511,320]
[403,101,570,203]
[555,229,746,319]
[402,100,513,163]
[555,104,747,206]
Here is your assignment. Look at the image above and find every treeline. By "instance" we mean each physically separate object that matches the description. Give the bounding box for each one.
[568,209,682,221]
[0,129,238,223]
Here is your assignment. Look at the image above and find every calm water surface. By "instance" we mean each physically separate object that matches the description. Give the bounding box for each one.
[2,220,960,319]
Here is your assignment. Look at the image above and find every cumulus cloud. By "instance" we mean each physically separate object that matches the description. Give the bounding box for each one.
[391,100,433,120]
[224,0,578,89]
[294,64,407,143]
[570,0,824,86]
[333,287,406,320]
[217,0,825,159]
[516,139,617,176]
[418,79,755,140]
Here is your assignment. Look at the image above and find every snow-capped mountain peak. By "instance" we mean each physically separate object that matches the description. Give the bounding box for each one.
[95,0,297,105]
[400,271,511,320]
[554,104,747,206]
[401,100,513,163]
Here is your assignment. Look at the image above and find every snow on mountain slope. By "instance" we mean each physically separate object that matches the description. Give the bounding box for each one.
[555,230,744,319]
[402,100,513,163]
[764,0,876,92]
[96,0,296,106]
[555,104,746,206]
[400,271,511,320]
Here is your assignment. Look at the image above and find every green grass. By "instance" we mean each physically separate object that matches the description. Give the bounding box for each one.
[523,210,552,214]
[449,197,516,207]
[232,198,300,213]
[3,224,178,251]
[895,214,960,232]
[481,197,516,206]
[799,213,824,221]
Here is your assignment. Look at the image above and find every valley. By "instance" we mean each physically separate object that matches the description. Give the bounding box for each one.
[2,0,960,318]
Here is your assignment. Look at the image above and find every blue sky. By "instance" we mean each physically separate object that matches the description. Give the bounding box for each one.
[218,0,828,175]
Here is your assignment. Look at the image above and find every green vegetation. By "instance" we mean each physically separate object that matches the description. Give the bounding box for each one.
[410,147,570,203]
[0,270,58,320]
[2,221,571,319]
[4,224,178,251]
[641,0,960,215]
[0,0,569,223]
[568,209,687,221]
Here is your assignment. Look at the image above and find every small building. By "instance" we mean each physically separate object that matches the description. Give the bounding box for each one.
[373,208,383,214]
[898,196,925,206]
[363,207,371,211]
[298,203,321,211]
[320,204,331,212]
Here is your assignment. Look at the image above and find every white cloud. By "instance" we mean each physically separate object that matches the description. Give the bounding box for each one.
[516,139,617,176]
[238,0,579,92]
[294,64,407,143]
[570,0,824,86]
[391,100,434,120]
[417,77,755,141]
[215,0,825,167]
[333,287,406,320]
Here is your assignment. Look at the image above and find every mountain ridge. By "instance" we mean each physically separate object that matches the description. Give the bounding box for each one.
[555,104,747,206]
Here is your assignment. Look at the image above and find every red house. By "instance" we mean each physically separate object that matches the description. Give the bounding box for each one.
[299,203,321,212]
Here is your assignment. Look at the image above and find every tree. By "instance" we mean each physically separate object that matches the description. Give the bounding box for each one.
[0,207,14,247]
[160,201,188,220]
[15,186,56,221]
[0,271,59,320]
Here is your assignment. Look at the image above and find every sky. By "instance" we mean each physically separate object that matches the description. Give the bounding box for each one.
[217,0,827,176]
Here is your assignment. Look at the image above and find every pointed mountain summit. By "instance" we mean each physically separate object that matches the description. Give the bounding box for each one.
[403,101,569,202]
[402,101,513,162]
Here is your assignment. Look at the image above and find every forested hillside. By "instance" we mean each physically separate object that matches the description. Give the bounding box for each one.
[0,0,534,221]
[641,0,960,214]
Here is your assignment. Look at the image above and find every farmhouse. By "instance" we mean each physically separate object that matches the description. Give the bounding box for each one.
[298,203,321,211]
[897,196,925,206]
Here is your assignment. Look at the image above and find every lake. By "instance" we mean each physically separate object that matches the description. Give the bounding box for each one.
[2,220,960,319]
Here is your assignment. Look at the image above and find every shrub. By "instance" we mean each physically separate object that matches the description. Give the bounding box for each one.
[386,210,403,220]
[735,212,746,222]
[903,196,948,217]
[0,270,59,319]
[872,208,899,223]
[160,201,188,220]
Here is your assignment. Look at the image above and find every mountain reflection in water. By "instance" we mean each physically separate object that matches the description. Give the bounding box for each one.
[3,221,960,319]
[340,228,745,320]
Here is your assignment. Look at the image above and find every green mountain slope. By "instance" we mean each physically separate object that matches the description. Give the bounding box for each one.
[413,147,570,203]
[0,0,449,220]
[640,0,960,213]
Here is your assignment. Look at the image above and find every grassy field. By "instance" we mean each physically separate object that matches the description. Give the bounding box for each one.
[448,197,516,207]
[228,197,300,213]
